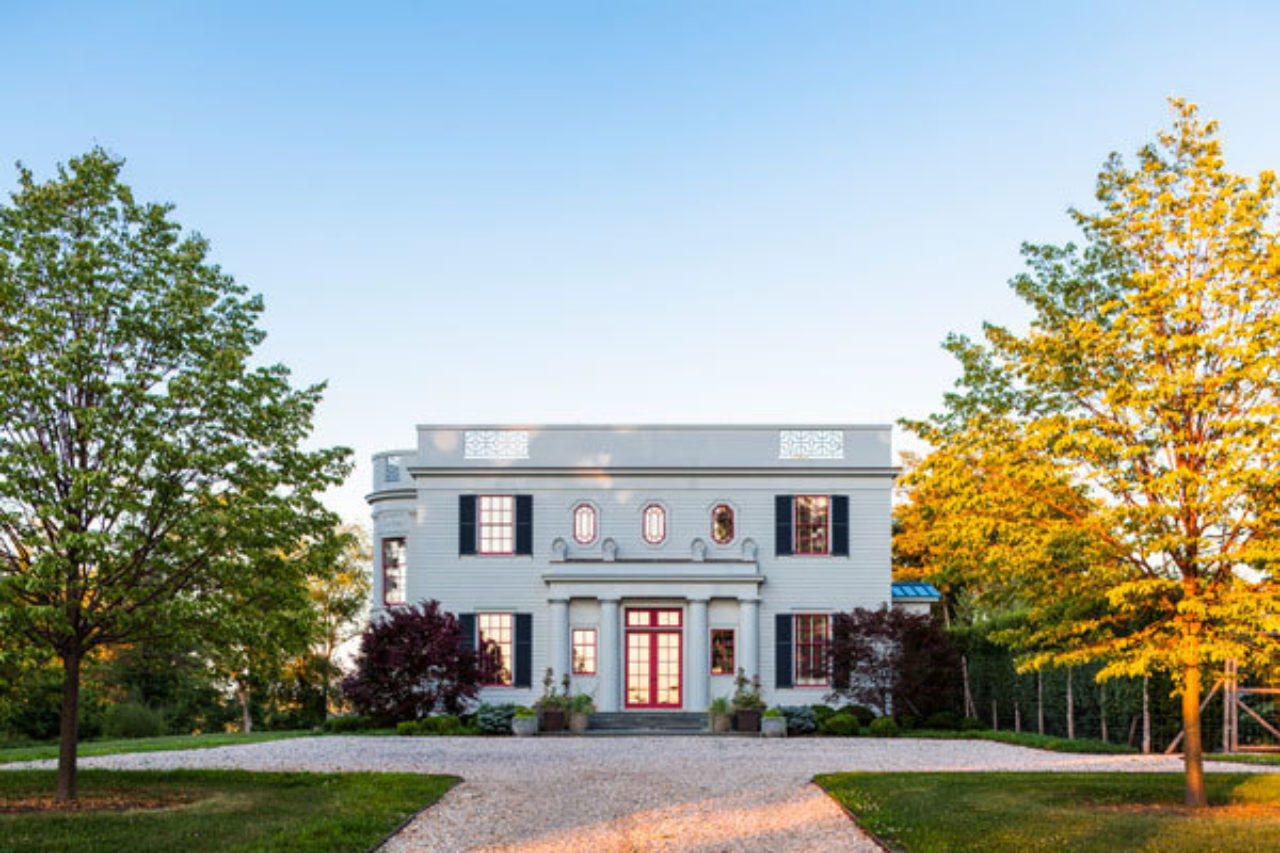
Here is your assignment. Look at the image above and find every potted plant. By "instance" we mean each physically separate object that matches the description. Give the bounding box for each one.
[568,692,596,733]
[762,708,787,738]
[707,696,732,734]
[512,706,538,737]
[534,668,569,733]
[731,669,764,733]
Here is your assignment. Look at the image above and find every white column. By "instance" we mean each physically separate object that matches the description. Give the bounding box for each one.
[687,598,709,711]
[548,598,570,682]
[739,598,760,681]
[598,598,621,712]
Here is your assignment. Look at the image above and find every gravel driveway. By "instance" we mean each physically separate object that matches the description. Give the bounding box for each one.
[13,736,1272,852]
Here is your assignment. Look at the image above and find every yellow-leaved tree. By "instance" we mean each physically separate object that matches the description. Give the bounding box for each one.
[906,99,1280,807]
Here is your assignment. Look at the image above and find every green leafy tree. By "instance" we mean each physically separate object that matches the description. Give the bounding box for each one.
[906,100,1280,806]
[0,149,350,800]
[307,523,371,717]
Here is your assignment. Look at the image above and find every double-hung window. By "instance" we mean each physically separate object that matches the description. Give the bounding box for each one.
[776,495,848,557]
[794,496,830,555]
[478,612,514,685]
[478,496,515,554]
[794,614,830,686]
[381,537,406,606]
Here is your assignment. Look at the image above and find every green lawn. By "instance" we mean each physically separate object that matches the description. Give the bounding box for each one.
[0,732,318,765]
[1205,752,1280,767]
[816,772,1280,852]
[904,729,1135,754]
[0,769,456,852]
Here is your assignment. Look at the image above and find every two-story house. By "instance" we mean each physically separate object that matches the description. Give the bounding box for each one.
[367,425,934,712]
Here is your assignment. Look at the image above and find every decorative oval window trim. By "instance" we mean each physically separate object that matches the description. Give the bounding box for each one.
[642,503,667,545]
[572,503,598,545]
[710,503,735,545]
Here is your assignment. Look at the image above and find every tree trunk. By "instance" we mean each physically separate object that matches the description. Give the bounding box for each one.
[1183,664,1207,807]
[237,683,253,734]
[1142,675,1151,754]
[1037,670,1045,736]
[1015,701,1022,733]
[56,647,81,803]
[991,699,998,731]
[1066,668,1075,740]
[1100,682,1108,743]
[962,655,975,719]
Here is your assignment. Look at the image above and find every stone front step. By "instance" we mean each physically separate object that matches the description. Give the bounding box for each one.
[588,712,707,732]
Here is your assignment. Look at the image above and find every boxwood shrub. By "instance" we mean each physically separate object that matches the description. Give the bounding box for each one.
[868,716,900,738]
[819,712,861,737]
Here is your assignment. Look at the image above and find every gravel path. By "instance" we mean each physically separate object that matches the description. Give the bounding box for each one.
[11,736,1274,852]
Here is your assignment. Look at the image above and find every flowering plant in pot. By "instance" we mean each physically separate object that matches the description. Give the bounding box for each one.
[511,706,538,737]
[707,696,732,734]
[731,669,764,733]
[534,669,570,732]
[567,692,596,733]
[762,708,787,738]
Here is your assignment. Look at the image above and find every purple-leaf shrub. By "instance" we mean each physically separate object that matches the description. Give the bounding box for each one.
[341,600,499,723]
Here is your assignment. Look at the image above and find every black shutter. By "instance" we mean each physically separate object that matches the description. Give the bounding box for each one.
[459,495,477,555]
[775,495,793,556]
[458,612,476,651]
[831,495,849,556]
[514,613,533,687]
[515,495,533,555]
[775,613,793,689]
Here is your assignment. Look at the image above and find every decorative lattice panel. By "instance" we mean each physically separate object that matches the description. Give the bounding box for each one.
[778,429,844,460]
[464,430,530,460]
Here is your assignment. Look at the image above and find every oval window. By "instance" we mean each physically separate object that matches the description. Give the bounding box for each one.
[642,504,666,544]
[573,504,597,544]
[711,504,734,544]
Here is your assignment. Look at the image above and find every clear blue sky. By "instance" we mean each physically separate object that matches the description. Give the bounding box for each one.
[4,2,1279,522]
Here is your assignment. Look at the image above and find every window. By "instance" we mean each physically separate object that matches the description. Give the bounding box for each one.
[478,495,515,554]
[711,504,734,544]
[642,504,666,544]
[478,612,514,685]
[573,504,597,545]
[795,614,830,686]
[710,629,735,675]
[794,495,830,554]
[572,628,597,675]
[381,538,406,605]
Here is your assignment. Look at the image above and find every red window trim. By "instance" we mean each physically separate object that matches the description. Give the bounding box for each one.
[793,494,831,556]
[710,503,735,545]
[572,503,597,545]
[625,607,683,629]
[710,628,735,676]
[572,627,597,675]
[794,613,831,687]
[478,611,515,686]
[642,503,667,545]
[381,537,406,607]
[477,494,515,555]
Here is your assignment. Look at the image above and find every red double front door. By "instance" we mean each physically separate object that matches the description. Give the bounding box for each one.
[625,608,682,708]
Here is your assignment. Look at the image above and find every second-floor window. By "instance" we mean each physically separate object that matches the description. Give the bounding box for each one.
[478,495,515,554]
[479,612,514,685]
[642,504,666,544]
[794,495,830,554]
[711,504,734,544]
[382,537,406,605]
[573,504,597,545]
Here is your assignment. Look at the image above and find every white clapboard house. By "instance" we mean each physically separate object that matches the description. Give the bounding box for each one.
[367,425,937,713]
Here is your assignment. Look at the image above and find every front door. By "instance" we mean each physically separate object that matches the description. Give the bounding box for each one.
[625,608,682,708]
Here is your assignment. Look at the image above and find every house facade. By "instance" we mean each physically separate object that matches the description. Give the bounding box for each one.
[367,425,926,712]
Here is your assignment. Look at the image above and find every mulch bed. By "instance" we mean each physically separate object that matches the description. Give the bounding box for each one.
[0,793,198,814]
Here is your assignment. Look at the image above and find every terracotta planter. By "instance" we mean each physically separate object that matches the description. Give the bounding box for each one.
[539,709,566,733]
[710,712,732,734]
[512,716,538,737]
[762,717,787,738]
[734,709,761,733]
[568,711,591,733]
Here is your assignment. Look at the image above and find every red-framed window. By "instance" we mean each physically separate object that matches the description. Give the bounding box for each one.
[572,628,597,675]
[642,504,666,545]
[478,612,514,685]
[573,504,597,545]
[478,495,515,554]
[794,495,830,555]
[626,608,682,628]
[710,628,735,676]
[381,537,406,606]
[795,614,830,686]
[711,504,734,544]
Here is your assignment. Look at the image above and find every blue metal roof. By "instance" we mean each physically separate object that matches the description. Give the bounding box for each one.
[891,581,942,601]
